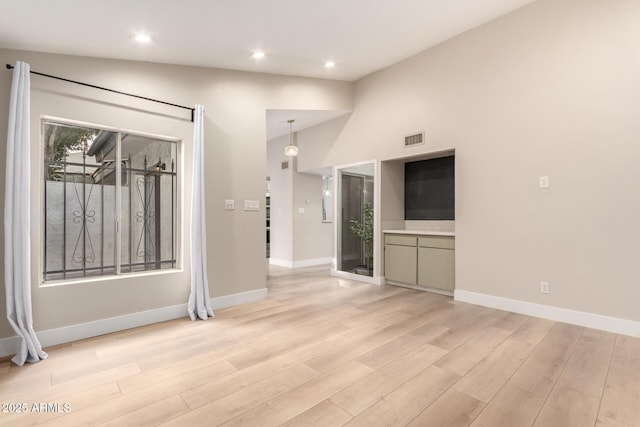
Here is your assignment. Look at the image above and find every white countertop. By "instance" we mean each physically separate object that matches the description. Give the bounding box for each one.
[383,229,455,237]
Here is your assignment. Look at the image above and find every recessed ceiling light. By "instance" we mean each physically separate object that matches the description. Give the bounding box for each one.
[133,33,152,44]
[252,51,265,59]
[324,61,336,68]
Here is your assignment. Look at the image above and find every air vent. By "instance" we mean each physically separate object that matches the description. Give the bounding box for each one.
[281,161,289,169]
[404,132,425,148]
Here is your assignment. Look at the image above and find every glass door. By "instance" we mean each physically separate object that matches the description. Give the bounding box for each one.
[338,164,375,276]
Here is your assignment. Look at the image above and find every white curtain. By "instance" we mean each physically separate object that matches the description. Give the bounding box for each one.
[4,61,47,365]
[187,105,214,320]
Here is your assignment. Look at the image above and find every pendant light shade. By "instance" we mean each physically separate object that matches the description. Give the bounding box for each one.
[284,119,298,157]
[284,144,298,157]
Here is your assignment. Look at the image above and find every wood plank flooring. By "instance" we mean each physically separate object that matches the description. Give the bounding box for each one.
[1,265,639,426]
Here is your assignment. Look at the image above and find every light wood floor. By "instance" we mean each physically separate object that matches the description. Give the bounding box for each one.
[1,265,639,426]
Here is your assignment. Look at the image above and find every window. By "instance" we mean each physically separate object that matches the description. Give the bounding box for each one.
[43,119,178,282]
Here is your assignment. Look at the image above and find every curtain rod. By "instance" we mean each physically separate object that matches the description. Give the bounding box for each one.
[5,63,195,122]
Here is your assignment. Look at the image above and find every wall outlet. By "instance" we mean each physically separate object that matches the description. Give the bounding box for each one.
[539,176,549,189]
[224,199,235,210]
[540,281,550,294]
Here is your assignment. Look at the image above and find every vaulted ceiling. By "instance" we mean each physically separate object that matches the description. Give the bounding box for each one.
[0,0,535,82]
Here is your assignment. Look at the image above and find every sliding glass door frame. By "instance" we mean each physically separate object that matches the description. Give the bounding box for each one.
[332,159,382,285]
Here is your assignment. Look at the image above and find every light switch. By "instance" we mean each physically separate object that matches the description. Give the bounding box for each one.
[298,208,305,214]
[539,176,549,189]
[224,199,235,210]
[244,200,260,211]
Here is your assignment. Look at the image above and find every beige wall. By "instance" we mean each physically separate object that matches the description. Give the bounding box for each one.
[267,134,293,262]
[297,0,640,322]
[0,49,353,339]
[379,160,405,276]
[292,171,332,263]
[296,114,350,173]
[267,132,332,264]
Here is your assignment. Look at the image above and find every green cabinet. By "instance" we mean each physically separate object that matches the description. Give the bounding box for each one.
[384,233,455,292]
[417,236,455,291]
[384,239,417,285]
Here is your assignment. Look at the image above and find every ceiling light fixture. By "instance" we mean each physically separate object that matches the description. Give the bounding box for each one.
[324,61,336,68]
[284,119,298,157]
[323,176,332,196]
[252,51,265,59]
[133,33,152,44]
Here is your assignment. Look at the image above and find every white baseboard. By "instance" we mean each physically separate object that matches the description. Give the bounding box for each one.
[269,257,331,269]
[268,258,293,268]
[455,290,640,338]
[0,288,267,358]
[331,269,385,285]
[386,280,453,297]
[210,288,268,310]
[293,257,331,268]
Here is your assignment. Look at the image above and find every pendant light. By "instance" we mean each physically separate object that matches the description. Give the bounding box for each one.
[284,119,298,157]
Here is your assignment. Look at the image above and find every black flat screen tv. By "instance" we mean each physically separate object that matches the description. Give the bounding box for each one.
[405,155,455,220]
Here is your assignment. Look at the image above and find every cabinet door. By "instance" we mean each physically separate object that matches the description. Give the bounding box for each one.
[418,247,455,291]
[384,244,417,285]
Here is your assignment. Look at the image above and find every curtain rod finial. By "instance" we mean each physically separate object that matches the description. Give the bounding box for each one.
[6,64,14,70]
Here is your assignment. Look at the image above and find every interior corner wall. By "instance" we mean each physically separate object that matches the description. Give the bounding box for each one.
[295,114,351,174]
[0,48,353,340]
[379,160,405,277]
[295,0,640,323]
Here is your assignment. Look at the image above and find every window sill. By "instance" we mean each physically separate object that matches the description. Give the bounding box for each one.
[40,268,185,288]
